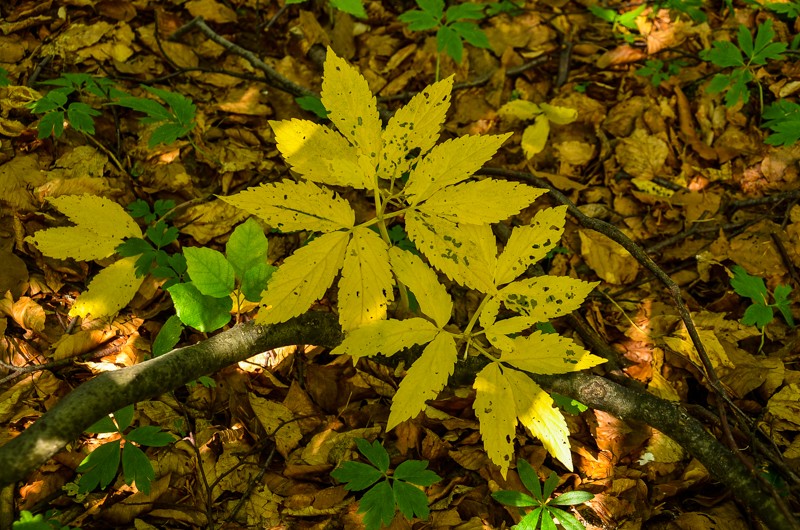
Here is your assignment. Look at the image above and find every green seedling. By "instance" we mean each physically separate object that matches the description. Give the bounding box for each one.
[761,99,800,146]
[286,0,367,19]
[151,315,215,387]
[398,0,492,76]
[331,438,441,530]
[0,67,10,87]
[115,86,196,147]
[491,459,594,530]
[588,4,646,42]
[295,95,329,119]
[12,509,76,530]
[655,0,706,21]
[700,20,787,107]
[76,404,174,495]
[636,59,687,87]
[730,264,794,330]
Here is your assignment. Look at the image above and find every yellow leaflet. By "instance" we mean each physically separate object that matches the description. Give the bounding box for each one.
[497,99,541,122]
[404,133,511,205]
[473,362,517,478]
[418,179,546,225]
[330,317,439,359]
[270,119,370,189]
[338,227,394,331]
[505,331,606,374]
[69,256,144,318]
[321,47,382,170]
[220,180,355,233]
[386,332,457,430]
[378,76,454,182]
[495,206,567,287]
[521,116,549,159]
[483,315,539,352]
[631,177,674,198]
[504,368,573,471]
[405,212,495,293]
[540,103,578,125]
[27,194,141,261]
[479,295,501,330]
[388,247,452,328]
[257,231,349,325]
[500,276,598,321]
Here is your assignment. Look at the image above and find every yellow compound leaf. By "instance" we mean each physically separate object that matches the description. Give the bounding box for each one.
[388,247,452,328]
[270,119,370,189]
[219,180,355,233]
[27,194,141,261]
[539,102,578,125]
[321,47,382,170]
[473,362,517,478]
[406,211,495,293]
[338,227,394,331]
[331,317,439,359]
[504,367,573,470]
[504,331,607,374]
[404,133,511,205]
[521,116,550,159]
[387,332,457,430]
[417,180,546,225]
[500,276,598,321]
[495,206,568,287]
[378,76,453,181]
[497,99,541,122]
[69,256,144,318]
[482,315,539,352]
[256,231,349,325]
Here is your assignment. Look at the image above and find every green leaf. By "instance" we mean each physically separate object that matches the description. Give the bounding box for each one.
[116,96,172,121]
[417,0,444,18]
[702,40,744,68]
[295,95,329,118]
[184,247,236,298]
[743,303,774,329]
[146,220,179,247]
[113,404,135,431]
[730,265,768,304]
[517,507,543,530]
[143,86,196,125]
[356,438,390,472]
[773,284,795,326]
[737,23,754,58]
[541,508,558,530]
[149,122,193,147]
[329,0,367,18]
[127,199,153,220]
[617,4,646,28]
[491,490,538,507]
[0,67,9,87]
[550,489,594,505]
[545,506,586,530]
[588,5,616,23]
[724,70,752,106]
[241,262,275,302]
[437,25,463,62]
[393,479,431,520]
[331,461,383,490]
[762,100,800,146]
[518,459,544,501]
[551,392,588,414]
[152,314,183,356]
[445,3,485,20]
[226,218,269,279]
[358,480,395,530]
[37,111,65,139]
[398,10,440,30]
[121,443,154,494]
[126,425,175,446]
[77,439,121,492]
[750,20,786,64]
[85,415,118,434]
[117,237,153,258]
[542,471,559,499]
[393,459,441,486]
[168,282,232,332]
[66,102,100,134]
[450,22,491,49]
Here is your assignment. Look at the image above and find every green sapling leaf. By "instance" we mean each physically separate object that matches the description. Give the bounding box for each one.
[550,490,595,506]
[295,95,329,118]
[126,425,175,446]
[545,506,585,530]
[226,218,269,279]
[77,439,121,492]
[773,284,794,326]
[393,479,430,520]
[332,461,384,490]
[329,0,367,18]
[153,315,184,356]
[359,480,395,530]
[113,404,135,431]
[121,443,154,494]
[491,490,537,507]
[184,247,236,298]
[519,459,544,501]
[742,303,773,328]
[167,282,232,332]
[85,415,118,434]
[730,265,768,304]
[393,459,441,485]
[356,438,390,472]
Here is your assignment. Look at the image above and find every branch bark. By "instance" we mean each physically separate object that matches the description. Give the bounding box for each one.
[1,311,796,528]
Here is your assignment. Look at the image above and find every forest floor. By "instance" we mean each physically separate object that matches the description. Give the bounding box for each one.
[1,0,800,528]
